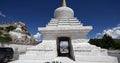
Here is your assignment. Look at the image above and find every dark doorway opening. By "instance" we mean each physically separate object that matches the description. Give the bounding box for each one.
[57,37,75,60]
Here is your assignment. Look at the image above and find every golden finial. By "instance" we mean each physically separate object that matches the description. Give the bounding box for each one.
[62,0,67,7]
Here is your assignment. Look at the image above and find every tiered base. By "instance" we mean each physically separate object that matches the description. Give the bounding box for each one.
[10,39,118,63]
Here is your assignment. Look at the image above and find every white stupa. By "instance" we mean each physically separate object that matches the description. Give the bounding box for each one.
[10,0,118,63]
[9,23,35,44]
[15,25,22,32]
[9,25,24,39]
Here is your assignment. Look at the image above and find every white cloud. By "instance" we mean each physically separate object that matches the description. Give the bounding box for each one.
[117,24,120,27]
[33,32,43,42]
[0,11,6,17]
[95,24,120,39]
[95,33,103,38]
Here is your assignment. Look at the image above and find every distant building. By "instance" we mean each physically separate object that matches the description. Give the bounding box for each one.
[9,22,37,45]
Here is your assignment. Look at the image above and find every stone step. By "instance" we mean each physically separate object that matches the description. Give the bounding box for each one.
[53,57,74,63]
[9,56,117,63]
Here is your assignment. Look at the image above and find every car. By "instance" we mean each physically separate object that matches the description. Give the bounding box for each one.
[0,47,14,63]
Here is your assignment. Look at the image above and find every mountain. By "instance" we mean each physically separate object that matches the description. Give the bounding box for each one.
[0,21,37,45]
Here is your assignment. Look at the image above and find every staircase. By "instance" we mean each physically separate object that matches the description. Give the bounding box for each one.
[53,57,74,63]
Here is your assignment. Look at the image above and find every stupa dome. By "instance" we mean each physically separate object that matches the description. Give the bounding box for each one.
[54,7,74,18]
[54,0,74,18]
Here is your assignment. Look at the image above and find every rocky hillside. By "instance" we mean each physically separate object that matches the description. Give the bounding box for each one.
[0,21,37,45]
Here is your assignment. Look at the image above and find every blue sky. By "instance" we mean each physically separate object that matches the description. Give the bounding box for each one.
[0,0,120,39]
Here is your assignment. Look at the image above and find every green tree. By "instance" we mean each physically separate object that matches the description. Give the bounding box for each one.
[0,31,2,35]
[0,27,4,30]
[5,26,16,32]
[0,34,12,47]
[101,34,115,49]
[89,35,120,50]
[114,39,120,49]
[89,39,102,47]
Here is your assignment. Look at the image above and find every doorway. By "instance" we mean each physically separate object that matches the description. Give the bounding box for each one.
[57,37,75,60]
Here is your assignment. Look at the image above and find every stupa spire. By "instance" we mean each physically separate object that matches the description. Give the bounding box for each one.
[62,0,67,7]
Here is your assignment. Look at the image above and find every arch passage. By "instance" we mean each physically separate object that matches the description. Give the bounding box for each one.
[57,37,75,60]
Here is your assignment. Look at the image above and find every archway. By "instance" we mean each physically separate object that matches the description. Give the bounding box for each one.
[57,37,75,60]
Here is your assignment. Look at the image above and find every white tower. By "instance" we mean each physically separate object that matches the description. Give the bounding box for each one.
[15,25,22,32]
[10,0,118,63]
[39,0,92,40]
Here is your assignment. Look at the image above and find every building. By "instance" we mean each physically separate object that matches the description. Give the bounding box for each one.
[10,0,118,63]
